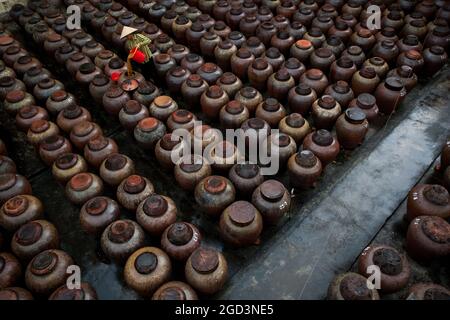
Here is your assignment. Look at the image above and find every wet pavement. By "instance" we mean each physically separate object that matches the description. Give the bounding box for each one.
[1,18,449,299]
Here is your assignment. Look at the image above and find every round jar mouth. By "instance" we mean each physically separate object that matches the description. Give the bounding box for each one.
[235,163,259,179]
[108,220,135,244]
[143,194,168,217]
[318,96,336,110]
[356,93,376,109]
[191,248,219,274]
[228,201,256,227]
[312,129,333,146]
[345,108,366,124]
[167,222,193,245]
[104,153,128,171]
[123,175,146,194]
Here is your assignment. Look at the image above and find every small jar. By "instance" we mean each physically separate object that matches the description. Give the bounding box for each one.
[406,215,450,260]
[255,98,287,128]
[195,176,236,217]
[423,46,448,77]
[240,15,260,38]
[0,155,16,175]
[341,45,366,68]
[219,200,263,247]
[99,153,135,187]
[46,90,76,115]
[65,172,103,205]
[153,54,176,79]
[267,133,297,168]
[196,63,223,86]
[118,100,149,131]
[0,36,19,56]
[185,247,228,295]
[172,15,192,43]
[0,195,43,232]
[303,28,326,48]
[84,136,119,169]
[167,110,197,132]
[155,134,186,170]
[374,77,407,115]
[201,85,229,121]
[402,20,428,41]
[299,69,328,96]
[262,47,285,72]
[335,108,369,150]
[27,120,60,147]
[282,58,305,83]
[424,26,450,51]
[11,220,59,262]
[363,57,390,79]
[54,44,78,65]
[407,283,450,300]
[89,75,112,106]
[348,94,379,122]
[247,58,273,91]
[328,21,352,44]
[52,153,88,185]
[324,81,354,109]
[271,31,295,56]
[101,220,145,262]
[136,194,177,236]
[124,246,171,297]
[117,175,154,211]
[242,37,266,58]
[216,73,243,99]
[148,96,178,123]
[252,180,291,225]
[310,48,335,72]
[0,77,26,100]
[321,36,345,57]
[303,130,340,167]
[0,61,16,80]
[256,22,277,47]
[406,184,450,222]
[166,67,191,95]
[376,27,399,44]
[94,50,117,70]
[71,31,94,48]
[0,252,21,288]
[386,65,418,92]
[327,272,380,300]
[181,74,209,109]
[267,68,295,102]
[288,84,317,116]
[279,113,311,144]
[75,63,102,85]
[33,78,65,102]
[24,249,73,295]
[234,87,263,115]
[4,90,35,115]
[180,54,205,74]
[13,56,42,76]
[372,41,399,66]
[219,101,250,129]
[351,67,380,97]
[287,150,322,189]
[133,81,160,107]
[81,41,104,60]
[199,32,221,59]
[350,28,376,52]
[168,45,190,65]
[153,34,175,54]
[152,281,198,300]
[38,135,72,167]
[56,105,92,134]
[69,121,103,150]
[185,22,206,53]
[311,96,342,130]
[15,106,49,132]
[2,46,27,68]
[161,222,201,261]
[397,50,425,74]
[80,196,120,235]
[49,282,97,300]
[65,53,91,76]
[214,40,237,72]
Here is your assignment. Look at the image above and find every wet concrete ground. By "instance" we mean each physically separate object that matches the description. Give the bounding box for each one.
[1,18,449,299]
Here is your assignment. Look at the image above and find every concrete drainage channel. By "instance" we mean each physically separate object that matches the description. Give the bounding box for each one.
[1,7,450,300]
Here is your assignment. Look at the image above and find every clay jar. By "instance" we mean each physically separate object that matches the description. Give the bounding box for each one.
[75,63,102,85]
[124,247,171,296]
[341,46,366,68]
[80,196,120,235]
[219,101,250,129]
[219,200,263,247]
[4,90,35,115]
[310,48,336,72]
[38,135,72,166]
[348,93,379,122]
[282,58,305,83]
[0,194,42,233]
[255,98,286,129]
[242,37,266,58]
[51,153,87,185]
[397,50,425,74]
[161,222,201,261]
[65,53,91,77]
[2,46,27,68]
[101,220,145,262]
[149,96,178,122]
[174,154,210,191]
[374,77,407,115]
[0,62,16,80]
[372,40,399,65]
[27,120,60,146]
[267,68,295,102]
[56,105,92,133]
[84,136,119,169]
[311,96,342,130]
[303,130,340,167]
[358,245,411,293]
[199,32,221,59]
[200,85,229,121]
[99,153,135,187]
[49,282,97,300]
[133,81,160,106]
[256,22,277,47]
[406,184,450,222]
[0,155,16,175]
[155,134,185,170]
[13,56,42,77]
[54,44,78,65]
[287,150,322,189]
[0,252,21,289]
[195,176,236,217]
[181,54,205,74]
[247,58,273,91]
[228,163,263,198]
[363,57,390,80]
[386,65,417,92]
[279,113,311,144]
[406,215,450,260]
[234,87,263,115]
[134,117,166,150]
[24,249,73,295]
[11,220,59,262]
[65,172,103,205]
[136,194,177,236]
[299,69,328,96]
[287,84,316,116]
[69,121,103,150]
[166,67,191,95]
[117,175,154,211]
[185,22,206,53]
[252,180,291,225]
[290,39,314,63]
[94,50,117,70]
[216,73,243,99]
[335,108,369,150]
[327,272,379,300]
[89,75,112,105]
[197,63,223,86]
[104,58,127,78]
[181,74,209,109]
[15,106,49,132]
[267,132,297,168]
[324,81,354,110]
[167,109,196,132]
[0,77,26,101]
[407,283,450,300]
[102,86,130,116]
[153,54,176,79]
[119,100,149,131]
[351,67,380,97]
[239,15,260,38]
[152,281,198,300]
[262,48,285,72]
[423,46,448,77]
[214,40,237,72]
[168,45,190,65]
[46,90,76,115]
[271,31,295,56]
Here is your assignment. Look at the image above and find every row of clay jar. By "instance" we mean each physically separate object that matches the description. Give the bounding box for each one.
[327,140,450,300]
[0,39,226,300]
[0,139,101,300]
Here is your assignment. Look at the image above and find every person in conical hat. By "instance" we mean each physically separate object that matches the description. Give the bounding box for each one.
[121,26,153,76]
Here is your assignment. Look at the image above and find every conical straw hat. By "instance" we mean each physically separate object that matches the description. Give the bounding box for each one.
[120,26,138,39]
